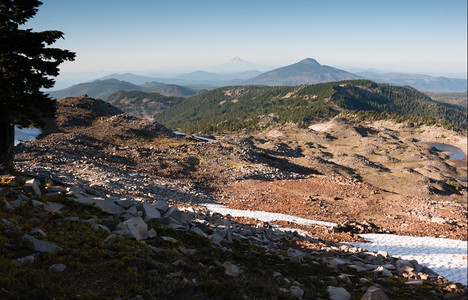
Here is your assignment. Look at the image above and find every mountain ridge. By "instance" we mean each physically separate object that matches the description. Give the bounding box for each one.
[154,80,467,133]
[242,58,362,86]
[357,71,467,92]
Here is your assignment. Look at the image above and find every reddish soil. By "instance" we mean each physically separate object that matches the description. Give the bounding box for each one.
[216,176,467,241]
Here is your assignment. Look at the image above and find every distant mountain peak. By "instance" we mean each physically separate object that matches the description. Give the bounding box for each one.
[299,58,320,65]
[242,58,361,86]
[205,57,272,73]
[227,56,245,64]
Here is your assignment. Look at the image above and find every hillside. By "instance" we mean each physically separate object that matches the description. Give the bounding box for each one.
[358,72,468,92]
[426,91,468,108]
[106,90,185,120]
[139,83,197,97]
[48,79,197,100]
[242,58,361,86]
[154,80,467,133]
[7,95,467,298]
[48,79,143,100]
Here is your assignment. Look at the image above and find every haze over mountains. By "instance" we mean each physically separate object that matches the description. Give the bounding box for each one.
[49,57,468,101]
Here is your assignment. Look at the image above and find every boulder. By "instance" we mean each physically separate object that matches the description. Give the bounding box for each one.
[2,200,14,212]
[329,258,348,271]
[223,261,240,277]
[360,286,389,300]
[147,228,157,238]
[163,206,183,222]
[31,200,45,208]
[94,198,125,215]
[71,196,125,216]
[11,199,23,209]
[15,255,36,267]
[23,178,41,196]
[113,199,135,209]
[49,263,67,272]
[327,286,351,300]
[123,217,148,240]
[140,202,161,222]
[45,202,65,212]
[30,228,48,237]
[153,200,169,213]
[23,234,63,254]
[290,286,304,299]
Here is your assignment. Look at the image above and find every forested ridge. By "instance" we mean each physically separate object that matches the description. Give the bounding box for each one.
[106,90,184,119]
[154,80,466,133]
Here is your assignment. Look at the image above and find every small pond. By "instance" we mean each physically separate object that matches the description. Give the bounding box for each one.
[423,142,466,161]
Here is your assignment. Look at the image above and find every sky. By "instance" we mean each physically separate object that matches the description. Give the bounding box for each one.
[24,0,467,79]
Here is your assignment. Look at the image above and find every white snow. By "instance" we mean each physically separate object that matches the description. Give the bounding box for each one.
[202,203,337,227]
[350,234,468,286]
[202,204,468,286]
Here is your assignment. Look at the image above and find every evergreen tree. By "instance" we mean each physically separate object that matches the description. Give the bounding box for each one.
[0,0,75,172]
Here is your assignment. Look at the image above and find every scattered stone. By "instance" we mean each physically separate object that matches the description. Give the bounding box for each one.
[147,228,157,238]
[327,286,351,300]
[209,233,224,244]
[30,228,48,237]
[2,200,14,212]
[94,198,125,215]
[329,258,348,271]
[49,263,67,272]
[337,274,352,285]
[178,246,197,255]
[91,224,111,233]
[172,259,187,267]
[23,234,63,254]
[374,266,393,277]
[290,285,304,299]
[153,200,169,213]
[273,271,282,277]
[31,200,45,208]
[15,255,36,267]
[404,280,423,285]
[10,199,23,209]
[360,286,389,300]
[45,202,65,212]
[223,261,240,277]
[123,217,148,240]
[140,202,161,222]
[160,236,178,243]
[64,216,80,222]
[163,206,183,222]
[23,178,41,196]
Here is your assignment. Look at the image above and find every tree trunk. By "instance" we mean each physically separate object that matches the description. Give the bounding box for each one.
[0,119,14,173]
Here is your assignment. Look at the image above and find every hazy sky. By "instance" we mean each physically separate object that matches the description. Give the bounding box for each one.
[25,0,467,77]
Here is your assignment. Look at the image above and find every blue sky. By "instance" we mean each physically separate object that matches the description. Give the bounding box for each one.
[25,0,467,77]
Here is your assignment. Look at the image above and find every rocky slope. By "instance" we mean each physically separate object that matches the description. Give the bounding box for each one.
[4,96,467,299]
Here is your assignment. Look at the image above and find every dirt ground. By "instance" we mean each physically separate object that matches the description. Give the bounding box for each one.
[216,175,467,241]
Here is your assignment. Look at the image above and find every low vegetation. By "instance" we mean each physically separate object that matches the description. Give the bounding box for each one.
[106,90,184,119]
[1,177,452,299]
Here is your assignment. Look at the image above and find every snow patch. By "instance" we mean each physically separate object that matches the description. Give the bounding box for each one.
[351,234,468,285]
